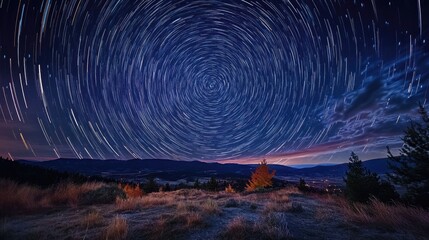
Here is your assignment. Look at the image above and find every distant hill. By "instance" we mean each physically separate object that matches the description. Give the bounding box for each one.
[279,158,392,179]
[0,158,114,187]
[289,163,337,169]
[17,158,392,183]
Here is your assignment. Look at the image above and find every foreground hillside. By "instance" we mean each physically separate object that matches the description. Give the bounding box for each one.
[1,182,428,240]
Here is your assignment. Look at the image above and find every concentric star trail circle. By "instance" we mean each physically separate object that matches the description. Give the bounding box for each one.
[0,0,427,163]
[48,0,336,160]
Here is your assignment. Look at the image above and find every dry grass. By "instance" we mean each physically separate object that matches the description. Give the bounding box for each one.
[262,213,292,239]
[81,210,103,228]
[104,216,128,240]
[175,198,220,216]
[240,187,299,203]
[180,212,204,227]
[50,182,105,205]
[115,190,221,213]
[139,193,222,239]
[263,201,288,213]
[0,179,105,215]
[276,187,301,195]
[115,193,175,211]
[220,214,292,240]
[3,185,429,239]
[200,199,221,215]
[269,193,290,204]
[263,201,303,214]
[339,198,429,234]
[141,212,205,240]
[262,190,293,214]
[0,180,49,215]
[310,192,342,206]
[221,217,254,240]
[175,209,205,228]
[176,201,200,213]
[115,198,141,211]
[268,189,294,203]
[174,189,214,201]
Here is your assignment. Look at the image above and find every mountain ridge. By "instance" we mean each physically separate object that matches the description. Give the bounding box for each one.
[17,157,391,182]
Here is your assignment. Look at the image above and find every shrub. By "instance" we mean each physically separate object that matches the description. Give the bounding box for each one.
[50,182,104,205]
[79,185,125,205]
[120,183,143,198]
[225,184,236,193]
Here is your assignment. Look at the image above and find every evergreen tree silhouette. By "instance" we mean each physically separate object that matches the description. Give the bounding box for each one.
[387,104,429,208]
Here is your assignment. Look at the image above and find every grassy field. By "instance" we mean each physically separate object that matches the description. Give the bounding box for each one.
[1,180,428,240]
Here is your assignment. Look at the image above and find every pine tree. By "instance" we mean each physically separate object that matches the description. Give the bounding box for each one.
[387,104,429,208]
[207,176,218,191]
[298,178,309,192]
[164,183,171,192]
[143,177,158,193]
[245,159,276,192]
[194,179,200,189]
[344,152,397,203]
[344,152,375,202]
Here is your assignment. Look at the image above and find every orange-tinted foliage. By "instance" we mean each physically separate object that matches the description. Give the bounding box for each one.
[120,183,144,198]
[225,184,236,193]
[245,159,276,192]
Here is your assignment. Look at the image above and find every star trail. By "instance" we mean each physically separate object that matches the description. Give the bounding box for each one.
[0,0,428,165]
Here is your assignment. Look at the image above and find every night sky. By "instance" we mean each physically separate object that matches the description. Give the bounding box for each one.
[0,0,428,165]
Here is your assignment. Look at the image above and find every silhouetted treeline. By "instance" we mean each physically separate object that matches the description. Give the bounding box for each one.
[190,176,288,192]
[0,157,116,187]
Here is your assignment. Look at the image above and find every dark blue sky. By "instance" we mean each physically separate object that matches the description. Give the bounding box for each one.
[0,0,428,165]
